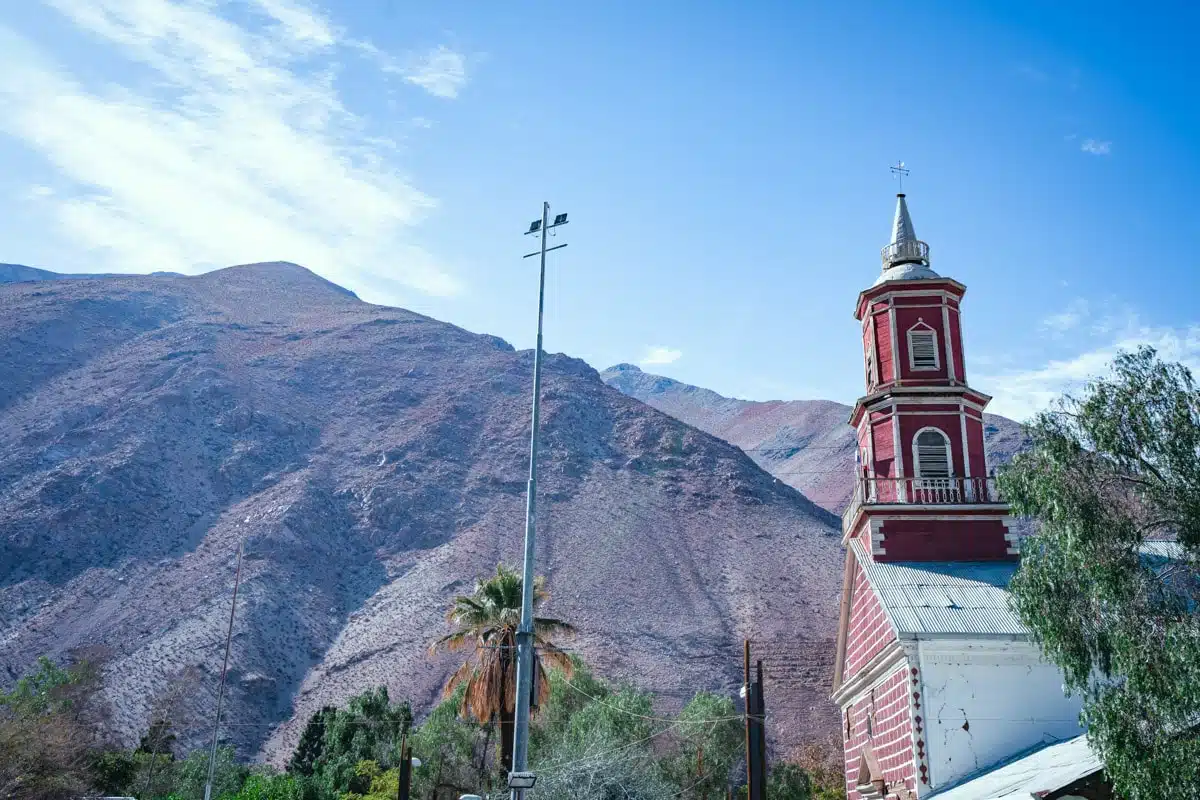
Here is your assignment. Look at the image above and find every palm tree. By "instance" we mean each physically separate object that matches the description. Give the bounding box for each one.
[430,563,574,773]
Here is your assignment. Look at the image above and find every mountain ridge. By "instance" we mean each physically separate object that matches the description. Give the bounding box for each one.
[0,262,843,763]
[601,363,1028,513]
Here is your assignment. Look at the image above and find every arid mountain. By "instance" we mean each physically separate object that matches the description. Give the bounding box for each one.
[601,364,1028,514]
[0,263,186,283]
[0,263,843,763]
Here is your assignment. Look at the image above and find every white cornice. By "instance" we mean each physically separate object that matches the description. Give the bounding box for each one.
[832,639,909,706]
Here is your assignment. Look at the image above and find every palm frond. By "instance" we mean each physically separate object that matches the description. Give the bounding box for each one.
[443,661,476,700]
[430,629,476,655]
[535,644,575,676]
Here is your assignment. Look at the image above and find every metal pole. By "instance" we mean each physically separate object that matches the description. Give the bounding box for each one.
[204,540,244,800]
[511,201,550,800]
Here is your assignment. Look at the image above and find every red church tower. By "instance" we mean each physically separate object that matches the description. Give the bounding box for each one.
[843,193,1015,564]
[830,194,1083,800]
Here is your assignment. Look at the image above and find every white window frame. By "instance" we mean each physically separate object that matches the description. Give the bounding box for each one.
[912,426,954,479]
[907,320,940,371]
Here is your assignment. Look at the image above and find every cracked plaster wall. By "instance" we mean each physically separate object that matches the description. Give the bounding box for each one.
[916,638,1084,792]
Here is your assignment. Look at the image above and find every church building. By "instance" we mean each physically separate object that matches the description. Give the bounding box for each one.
[831,193,1107,799]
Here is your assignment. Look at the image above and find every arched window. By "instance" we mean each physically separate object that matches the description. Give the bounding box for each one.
[913,428,952,478]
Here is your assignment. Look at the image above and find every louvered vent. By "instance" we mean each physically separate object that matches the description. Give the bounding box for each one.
[909,329,938,369]
[916,429,951,477]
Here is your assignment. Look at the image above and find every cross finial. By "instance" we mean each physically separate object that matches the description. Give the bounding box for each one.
[890,160,910,192]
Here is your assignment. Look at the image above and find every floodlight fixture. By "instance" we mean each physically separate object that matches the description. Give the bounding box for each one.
[507,771,537,790]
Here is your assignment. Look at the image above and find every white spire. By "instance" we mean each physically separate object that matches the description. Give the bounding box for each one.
[876,193,938,285]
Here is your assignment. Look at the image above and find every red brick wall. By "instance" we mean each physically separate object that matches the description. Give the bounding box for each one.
[844,559,897,679]
[843,662,918,800]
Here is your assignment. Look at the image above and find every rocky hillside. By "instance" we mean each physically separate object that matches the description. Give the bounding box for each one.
[601,364,1028,514]
[0,263,844,763]
[0,263,185,283]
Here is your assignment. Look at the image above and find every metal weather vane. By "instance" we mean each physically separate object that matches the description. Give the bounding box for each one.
[890,160,910,191]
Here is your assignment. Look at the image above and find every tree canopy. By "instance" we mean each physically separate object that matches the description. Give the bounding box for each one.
[429,563,574,770]
[999,346,1200,800]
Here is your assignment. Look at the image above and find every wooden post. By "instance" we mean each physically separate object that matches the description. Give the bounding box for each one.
[755,660,767,798]
[743,640,753,800]
[398,734,412,800]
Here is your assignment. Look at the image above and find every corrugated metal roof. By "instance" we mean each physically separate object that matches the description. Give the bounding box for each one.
[925,734,1101,799]
[851,541,1025,636]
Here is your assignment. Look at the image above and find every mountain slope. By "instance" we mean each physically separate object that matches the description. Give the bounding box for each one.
[0,263,843,762]
[601,364,1028,513]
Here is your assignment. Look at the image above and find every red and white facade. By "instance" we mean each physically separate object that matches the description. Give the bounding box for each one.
[831,195,1084,799]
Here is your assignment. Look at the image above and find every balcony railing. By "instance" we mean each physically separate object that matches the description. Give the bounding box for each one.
[880,238,929,268]
[843,476,1004,526]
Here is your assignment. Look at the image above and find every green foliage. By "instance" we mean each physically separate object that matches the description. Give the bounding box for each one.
[173,745,249,800]
[529,671,670,800]
[0,656,78,716]
[661,693,742,800]
[410,686,479,800]
[140,718,179,756]
[133,750,179,799]
[998,346,1200,800]
[293,687,412,799]
[290,706,336,777]
[767,763,813,800]
[228,770,306,800]
[430,564,574,773]
[90,749,140,796]
[1,656,104,800]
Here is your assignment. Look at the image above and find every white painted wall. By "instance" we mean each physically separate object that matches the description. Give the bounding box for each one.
[917,638,1084,792]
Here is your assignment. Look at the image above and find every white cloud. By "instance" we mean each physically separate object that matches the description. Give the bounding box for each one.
[638,346,682,367]
[1081,138,1112,156]
[0,0,461,298]
[1041,299,1088,333]
[398,46,467,99]
[28,185,55,198]
[981,317,1200,422]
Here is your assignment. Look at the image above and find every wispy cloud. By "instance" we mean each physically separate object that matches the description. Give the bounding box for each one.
[0,0,461,298]
[1081,138,1112,156]
[399,45,468,99]
[639,346,682,367]
[1041,299,1088,334]
[982,310,1200,422]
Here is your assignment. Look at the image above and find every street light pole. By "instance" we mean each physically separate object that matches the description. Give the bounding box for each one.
[510,202,568,800]
[204,539,244,800]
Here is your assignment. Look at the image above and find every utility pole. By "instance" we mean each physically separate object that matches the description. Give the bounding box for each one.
[397,734,412,800]
[742,641,767,800]
[204,540,244,800]
[509,202,569,800]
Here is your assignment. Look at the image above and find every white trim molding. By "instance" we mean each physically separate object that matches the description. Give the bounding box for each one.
[912,426,953,479]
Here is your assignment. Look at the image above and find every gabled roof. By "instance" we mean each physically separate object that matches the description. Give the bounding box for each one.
[850,540,1025,637]
[924,734,1101,799]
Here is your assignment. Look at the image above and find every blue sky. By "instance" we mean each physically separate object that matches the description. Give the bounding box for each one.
[1,1,1197,421]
